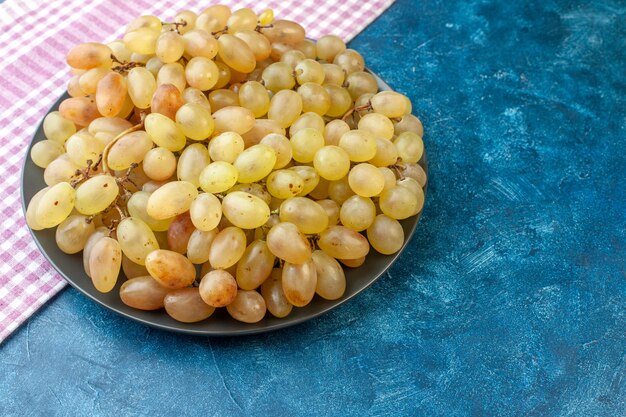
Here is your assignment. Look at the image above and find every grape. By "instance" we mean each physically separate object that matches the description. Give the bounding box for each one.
[199,269,238,307]
[187,228,219,264]
[227,290,267,323]
[310,180,330,200]
[282,259,317,307]
[143,147,176,181]
[83,227,109,277]
[261,269,293,318]
[67,75,85,97]
[367,214,405,255]
[145,56,164,77]
[242,119,285,148]
[379,167,397,192]
[66,42,112,70]
[324,84,353,118]
[79,67,110,95]
[156,31,184,63]
[89,237,122,293]
[217,34,256,73]
[173,10,197,34]
[208,132,243,163]
[157,63,186,93]
[234,30,271,61]
[59,97,100,127]
[182,29,218,59]
[394,114,424,137]
[400,162,428,187]
[279,197,329,234]
[397,178,425,215]
[369,138,399,167]
[378,185,420,220]
[43,111,76,144]
[115,217,159,265]
[55,214,95,254]
[312,250,346,300]
[199,161,238,193]
[190,192,222,231]
[196,7,229,33]
[212,106,255,134]
[348,163,385,197]
[313,145,350,181]
[358,113,394,140]
[236,240,275,290]
[261,20,305,45]
[322,63,346,86]
[233,144,276,183]
[167,212,195,254]
[146,181,198,220]
[260,134,292,169]
[151,83,184,120]
[130,52,152,64]
[126,15,162,33]
[268,90,303,128]
[209,226,247,268]
[338,129,377,162]
[182,87,211,112]
[30,140,64,168]
[370,91,407,118]
[258,8,274,25]
[25,187,50,230]
[164,288,215,323]
[177,143,210,187]
[127,67,157,109]
[74,175,118,215]
[340,195,376,231]
[127,191,172,232]
[291,128,324,163]
[124,28,159,54]
[266,170,304,199]
[208,89,239,111]
[227,8,257,33]
[65,131,103,167]
[316,199,340,225]
[262,62,295,92]
[222,191,270,229]
[122,255,150,279]
[297,83,331,116]
[333,49,365,74]
[88,117,132,137]
[339,256,365,268]
[185,57,219,91]
[213,62,232,89]
[228,183,271,205]
[95,72,126,117]
[266,222,311,264]
[238,81,270,117]
[144,113,186,151]
[145,249,196,289]
[316,35,346,62]
[120,276,169,310]
[290,165,320,196]
[280,49,305,69]
[324,119,350,146]
[345,71,378,101]
[318,225,370,259]
[394,131,424,163]
[328,176,355,205]
[107,131,153,170]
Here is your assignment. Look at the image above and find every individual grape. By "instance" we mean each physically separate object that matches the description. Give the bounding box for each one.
[324,84,352,118]
[55,214,95,254]
[222,191,270,229]
[226,8,257,33]
[228,183,271,205]
[189,192,222,231]
[394,131,424,163]
[333,49,365,74]
[151,83,184,120]
[400,162,428,187]
[234,30,271,61]
[182,29,218,59]
[126,15,162,33]
[367,214,405,255]
[354,92,375,113]
[59,97,100,127]
[199,161,238,193]
[261,20,305,45]
[142,180,168,193]
[236,240,275,290]
[217,34,256,73]
[196,6,230,32]
[212,106,255,134]
[345,71,378,100]
[81,226,108,277]
[79,66,110,95]
[127,67,157,109]
[316,35,346,62]
[279,197,329,234]
[43,111,76,144]
[394,114,424,137]
[146,180,198,220]
[123,28,159,54]
[144,249,196,289]
[233,144,276,183]
[122,255,150,279]
[290,128,324,163]
[260,134,292,169]
[208,226,247,269]
[66,42,112,70]
[145,56,165,77]
[348,163,385,197]
[156,31,184,63]
[142,147,176,181]
[293,39,315,58]
[120,276,168,309]
[208,131,244,163]
[369,138,399,167]
[258,8,274,25]
[311,250,346,300]
[324,119,350,146]
[107,131,153,171]
[358,112,394,140]
[185,56,219,91]
[88,117,132,137]
[338,129,377,162]
[266,222,311,264]
[182,87,211,112]
[213,62,232,89]
[313,145,350,181]
[199,269,237,307]
[164,288,215,323]
[379,185,420,220]
[297,83,331,116]
[26,187,51,230]
[242,119,285,148]
[290,165,320,196]
[397,178,425,215]
[30,140,64,168]
[227,290,267,323]
[322,63,345,86]
[260,268,293,318]
[89,237,122,293]
[73,175,117,215]
[370,91,407,118]
[318,225,370,260]
[340,195,376,231]
[208,88,239,111]
[144,113,186,151]
[129,52,152,64]
[65,131,103,167]
[280,49,305,69]
[268,90,302,128]
[266,170,304,199]
[403,95,412,114]
[127,191,173,232]
[166,212,195,254]
[328,176,355,205]
[339,256,365,268]
[282,259,317,307]
[262,62,295,92]
[309,178,330,200]
[379,167,397,192]
[117,217,160,265]
[177,143,210,188]
[157,63,186,93]
[187,228,218,264]
[238,81,270,117]
[67,75,85,97]
[316,199,340,225]
[289,112,325,136]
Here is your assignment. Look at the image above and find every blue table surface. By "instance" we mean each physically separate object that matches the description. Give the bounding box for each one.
[2,0,625,416]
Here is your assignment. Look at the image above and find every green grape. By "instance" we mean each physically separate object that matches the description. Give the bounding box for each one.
[208,227,247,269]
[279,197,329,234]
[345,71,378,100]
[157,63,186,93]
[369,138,399,167]
[55,214,95,254]
[316,199,340,225]
[127,67,157,109]
[379,185,420,220]
[266,170,304,199]
[107,131,153,171]
[212,106,255,134]
[182,87,212,112]
[187,228,219,264]
[65,131,104,167]
[127,191,173,232]
[340,195,376,231]
[26,187,50,230]
[260,19,305,45]
[43,111,76,144]
[312,250,346,300]
[151,84,184,120]
[30,140,64,168]
[233,144,276,183]
[145,56,164,77]
[291,127,324,163]
[282,259,317,307]
[89,237,122,293]
[322,63,345,86]
[156,31,184,63]
[394,114,424,137]
[338,129,377,162]
[289,112,325,136]
[316,35,346,62]
[268,90,303,128]
[370,91,407,118]
[146,180,199,220]
[175,103,214,140]
[142,147,176,181]
[217,34,256,73]
[222,191,270,229]
[396,177,425,215]
[189,192,222,231]
[120,276,169,310]
[164,288,215,323]
[177,144,210,187]
[145,249,196,289]
[185,57,219,91]
[199,269,238,307]
[261,268,293,318]
[117,217,160,265]
[123,28,159,54]
[260,133,292,169]
[227,290,267,323]
[144,113,186,151]
[199,161,238,193]
[394,131,424,163]
[236,240,276,290]
[238,81,270,117]
[313,145,350,181]
[367,214,405,255]
[348,163,385,197]
[208,132,243,163]
[324,84,353,118]
[297,82,331,116]
[290,165,320,196]
[358,112,394,140]
[226,7,257,33]
[323,119,350,146]
[234,30,271,61]
[266,222,311,264]
[258,8,274,25]
[333,49,365,74]
[318,225,370,260]
[74,175,117,215]
[262,62,295,92]
[66,42,112,70]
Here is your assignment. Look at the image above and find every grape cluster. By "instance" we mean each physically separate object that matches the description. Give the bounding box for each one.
[26,5,427,324]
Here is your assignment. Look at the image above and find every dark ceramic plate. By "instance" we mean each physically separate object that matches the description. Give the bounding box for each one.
[21,70,428,336]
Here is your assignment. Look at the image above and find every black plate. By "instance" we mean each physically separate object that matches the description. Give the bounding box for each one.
[21,70,428,336]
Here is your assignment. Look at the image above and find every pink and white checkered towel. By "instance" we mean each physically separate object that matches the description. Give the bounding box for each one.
[0,0,394,342]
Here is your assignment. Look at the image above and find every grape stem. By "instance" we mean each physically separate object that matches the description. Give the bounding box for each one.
[162,20,187,34]
[211,27,229,37]
[101,120,145,176]
[110,54,144,73]
[341,101,372,121]
[70,156,100,188]
[388,163,406,180]
[255,24,274,32]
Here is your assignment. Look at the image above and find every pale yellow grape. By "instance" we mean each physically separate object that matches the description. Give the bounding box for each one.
[236,240,275,290]
[261,19,305,45]
[296,39,317,59]
[313,145,350,181]
[379,167,397,192]
[227,290,267,323]
[212,106,255,134]
[379,185,420,220]
[282,259,317,307]
[238,81,270,117]
[262,62,295,92]
[226,7,257,33]
[126,15,162,33]
[122,255,150,279]
[187,228,219,264]
[55,214,95,254]
[309,177,330,200]
[144,113,186,151]
[394,114,424,137]
[333,49,365,74]
[189,192,222,231]
[130,52,152,64]
[208,132,244,163]
[66,42,112,70]
[340,195,376,231]
[25,187,50,230]
[67,75,84,97]
[316,199,340,225]
[346,71,378,100]
[107,131,153,170]
[324,119,350,146]
[124,28,159,54]
[280,50,305,69]
[233,144,276,183]
[348,163,385,197]
[289,112,325,136]
[156,31,184,63]
[213,62,232,89]
[79,66,110,95]
[182,87,211,112]
[367,214,405,255]
[290,165,320,196]
[199,161,238,193]
[222,191,270,229]
[164,288,215,323]
[209,226,247,269]
[358,113,394,140]
[116,217,159,265]
[217,34,256,73]
[242,119,286,148]
[234,30,271,61]
[297,83,331,116]
[209,89,239,111]
[176,143,209,188]
[338,129,377,162]
[312,250,346,300]
[142,147,176,181]
[397,178,425,215]
[127,67,157,109]
[370,91,407,118]
[43,111,76,144]
[295,59,324,85]
[260,133,292,169]
[290,128,324,163]
[30,140,64,168]
[89,237,121,293]
[145,56,164,77]
[65,132,104,167]
[318,225,370,260]
[369,138,399,167]
[74,175,117,215]
[354,92,375,112]
[196,5,230,31]
[184,57,219,91]
[82,227,108,276]
[328,176,355,205]
[182,29,218,59]
[88,117,132,137]
[146,181,198,220]
[268,90,302,128]
[324,84,353,118]
[322,63,345,86]
[157,63,186,93]
[172,9,197,34]
[145,249,196,289]
[44,155,80,186]
[316,35,346,62]
[394,131,424,163]
[400,162,428,188]
[261,269,293,318]
[142,181,168,193]
[279,197,328,234]
[266,170,304,199]
[175,103,214,141]
[258,8,274,25]
[228,183,271,205]
[127,191,173,232]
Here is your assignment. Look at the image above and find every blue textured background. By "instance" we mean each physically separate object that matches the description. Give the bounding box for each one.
[2,0,625,415]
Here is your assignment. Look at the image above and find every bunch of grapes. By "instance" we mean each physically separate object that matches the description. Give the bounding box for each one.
[26,5,427,324]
